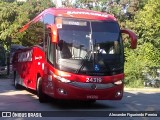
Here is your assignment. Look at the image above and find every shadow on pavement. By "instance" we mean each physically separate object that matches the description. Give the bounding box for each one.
[0,78,160,112]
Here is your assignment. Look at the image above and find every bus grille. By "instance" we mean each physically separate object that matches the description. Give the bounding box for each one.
[69,82,114,89]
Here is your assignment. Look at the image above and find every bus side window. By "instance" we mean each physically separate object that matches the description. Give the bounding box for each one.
[44,28,50,51]
[43,13,54,52]
[43,14,54,25]
[26,21,44,47]
[46,32,55,65]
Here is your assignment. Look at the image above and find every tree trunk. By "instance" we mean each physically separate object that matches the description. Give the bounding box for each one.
[6,37,11,76]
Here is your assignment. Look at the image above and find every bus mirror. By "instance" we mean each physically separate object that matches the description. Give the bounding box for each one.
[121,29,137,49]
[49,24,58,43]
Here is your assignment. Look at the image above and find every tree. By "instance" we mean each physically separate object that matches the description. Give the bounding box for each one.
[0,0,55,46]
[0,0,55,75]
[0,1,19,46]
[16,0,55,46]
[124,0,160,87]
[0,1,21,75]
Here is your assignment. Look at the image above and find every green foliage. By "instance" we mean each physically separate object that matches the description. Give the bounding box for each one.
[0,0,54,48]
[16,0,55,46]
[126,0,160,46]
[21,22,44,46]
[138,0,149,9]
[124,0,160,87]
[125,79,144,88]
[0,1,19,42]
[125,43,158,82]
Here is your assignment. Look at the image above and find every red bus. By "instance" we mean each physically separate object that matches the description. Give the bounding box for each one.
[12,8,137,103]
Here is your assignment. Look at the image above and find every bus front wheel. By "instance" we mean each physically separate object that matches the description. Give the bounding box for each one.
[36,77,47,103]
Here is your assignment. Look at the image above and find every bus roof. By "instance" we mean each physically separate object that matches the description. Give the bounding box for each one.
[20,8,117,32]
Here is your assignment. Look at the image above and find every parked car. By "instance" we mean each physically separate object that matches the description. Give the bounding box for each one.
[143,71,160,88]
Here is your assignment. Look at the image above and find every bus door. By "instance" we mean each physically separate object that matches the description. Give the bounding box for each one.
[43,27,56,96]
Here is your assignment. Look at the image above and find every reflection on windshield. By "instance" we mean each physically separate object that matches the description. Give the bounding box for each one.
[95,41,120,55]
[58,40,121,60]
[58,20,121,59]
[58,31,90,59]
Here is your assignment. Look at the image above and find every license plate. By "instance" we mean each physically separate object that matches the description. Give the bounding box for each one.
[87,95,98,99]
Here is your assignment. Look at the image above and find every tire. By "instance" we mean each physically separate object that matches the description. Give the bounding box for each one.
[13,71,21,89]
[87,100,96,104]
[36,77,47,103]
[81,100,96,105]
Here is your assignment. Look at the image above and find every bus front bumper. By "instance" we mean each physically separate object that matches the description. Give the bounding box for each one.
[54,81,124,100]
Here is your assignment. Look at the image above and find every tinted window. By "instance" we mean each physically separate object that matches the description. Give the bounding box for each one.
[25,21,44,46]
[92,22,120,43]
[58,19,90,59]
[44,14,54,24]
[47,35,55,65]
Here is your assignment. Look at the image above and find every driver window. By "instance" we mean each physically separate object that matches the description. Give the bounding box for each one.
[59,40,72,59]
[46,32,55,65]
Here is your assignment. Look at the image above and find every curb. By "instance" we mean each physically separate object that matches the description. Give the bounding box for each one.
[124,88,160,92]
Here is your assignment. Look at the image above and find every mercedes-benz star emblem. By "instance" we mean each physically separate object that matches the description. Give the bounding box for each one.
[91,84,97,89]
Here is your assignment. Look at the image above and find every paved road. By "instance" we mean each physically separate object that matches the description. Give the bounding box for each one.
[0,78,160,120]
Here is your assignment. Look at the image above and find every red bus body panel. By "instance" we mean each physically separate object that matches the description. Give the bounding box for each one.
[13,46,45,90]
[42,65,124,100]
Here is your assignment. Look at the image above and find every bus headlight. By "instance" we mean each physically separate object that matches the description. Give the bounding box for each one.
[53,74,71,83]
[114,80,123,85]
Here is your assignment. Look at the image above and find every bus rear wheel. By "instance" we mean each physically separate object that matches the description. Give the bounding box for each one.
[13,71,21,89]
[85,100,96,104]
[36,77,47,103]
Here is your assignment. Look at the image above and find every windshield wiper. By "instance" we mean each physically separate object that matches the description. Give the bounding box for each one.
[75,50,91,73]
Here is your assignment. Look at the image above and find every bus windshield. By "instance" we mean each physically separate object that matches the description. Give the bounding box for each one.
[56,18,124,75]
